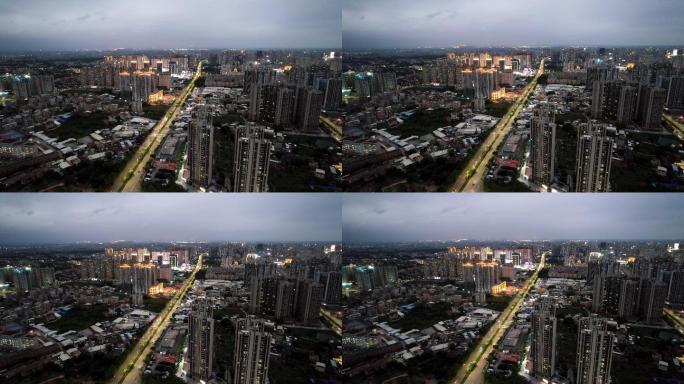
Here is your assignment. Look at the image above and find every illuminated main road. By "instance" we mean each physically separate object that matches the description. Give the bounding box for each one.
[663,113,684,141]
[109,254,204,384]
[450,60,545,192]
[110,62,204,192]
[450,252,547,384]
[664,308,684,336]
[320,115,342,142]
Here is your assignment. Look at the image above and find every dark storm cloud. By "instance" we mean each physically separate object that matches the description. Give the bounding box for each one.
[0,194,342,244]
[343,0,684,48]
[0,0,341,51]
[342,194,684,242]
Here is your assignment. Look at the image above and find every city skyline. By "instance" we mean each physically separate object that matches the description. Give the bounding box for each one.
[343,0,684,49]
[343,194,684,242]
[2,1,684,383]
[0,194,342,244]
[0,0,341,51]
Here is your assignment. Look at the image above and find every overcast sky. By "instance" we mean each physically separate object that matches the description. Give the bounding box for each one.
[343,194,684,242]
[0,0,341,51]
[343,0,684,49]
[0,194,341,244]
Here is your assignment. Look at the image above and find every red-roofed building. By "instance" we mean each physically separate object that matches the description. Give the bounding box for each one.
[500,159,519,170]
[160,354,177,364]
[498,352,521,364]
[154,161,176,172]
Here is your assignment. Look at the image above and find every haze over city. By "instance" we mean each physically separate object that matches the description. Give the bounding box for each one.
[0,0,341,51]
[343,0,684,49]
[0,194,342,244]
[343,194,684,242]
[1,1,684,383]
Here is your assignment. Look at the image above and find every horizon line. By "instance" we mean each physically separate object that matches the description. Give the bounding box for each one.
[341,44,682,50]
[0,47,342,54]
[343,238,681,244]
[0,240,341,246]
